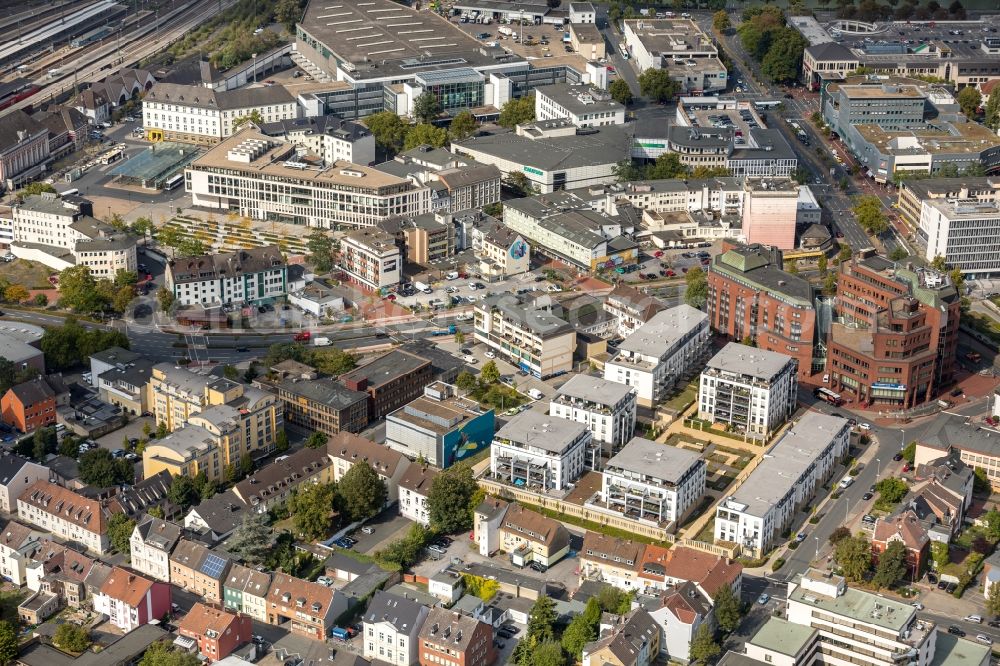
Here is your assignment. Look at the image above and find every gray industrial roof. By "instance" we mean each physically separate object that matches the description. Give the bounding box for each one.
[617,304,707,358]
[454,125,632,172]
[494,410,588,454]
[916,413,1000,458]
[475,293,574,338]
[0,333,42,365]
[705,342,794,381]
[711,245,814,307]
[278,377,368,410]
[537,83,624,116]
[554,374,633,405]
[604,437,702,484]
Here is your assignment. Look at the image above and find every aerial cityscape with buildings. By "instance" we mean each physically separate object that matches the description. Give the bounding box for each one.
[0,0,999,666]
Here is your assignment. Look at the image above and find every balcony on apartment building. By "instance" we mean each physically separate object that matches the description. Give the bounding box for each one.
[494,455,552,490]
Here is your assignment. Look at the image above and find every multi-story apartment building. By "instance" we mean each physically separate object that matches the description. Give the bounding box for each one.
[603,284,665,339]
[96,357,154,417]
[918,197,1000,279]
[129,516,181,583]
[178,603,253,662]
[714,412,850,557]
[698,342,798,438]
[829,254,960,409]
[328,432,410,503]
[12,194,136,275]
[497,503,571,567]
[398,465,438,526]
[1,375,67,433]
[0,521,41,587]
[142,83,299,145]
[469,216,531,281]
[232,446,333,513]
[535,84,626,128]
[267,572,347,641]
[385,382,495,469]
[92,567,172,633]
[273,376,369,436]
[340,228,402,291]
[896,176,1000,229]
[0,452,49,514]
[622,20,727,95]
[340,349,433,421]
[417,607,496,666]
[601,437,706,525]
[579,531,644,590]
[260,116,376,166]
[473,294,576,379]
[915,414,1000,492]
[363,590,430,666]
[165,245,288,307]
[223,564,271,623]
[185,128,431,229]
[490,411,591,492]
[17,481,114,555]
[707,244,818,379]
[549,375,637,458]
[379,213,456,266]
[582,609,660,666]
[604,305,710,407]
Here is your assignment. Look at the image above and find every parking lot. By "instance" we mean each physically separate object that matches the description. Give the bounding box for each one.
[339,511,414,555]
[689,107,760,140]
[391,270,558,311]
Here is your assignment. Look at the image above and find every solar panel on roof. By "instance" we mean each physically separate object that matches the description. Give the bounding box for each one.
[201,553,227,578]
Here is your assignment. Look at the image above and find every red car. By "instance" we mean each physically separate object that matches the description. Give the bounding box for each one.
[654,250,664,258]
[385,294,396,301]
[665,270,676,277]
[294,331,311,342]
[903,463,912,473]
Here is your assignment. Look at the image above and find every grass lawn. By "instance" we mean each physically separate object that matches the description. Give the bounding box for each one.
[694,517,716,544]
[0,259,54,289]
[664,380,699,412]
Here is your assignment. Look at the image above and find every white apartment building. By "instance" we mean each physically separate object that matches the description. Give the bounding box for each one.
[549,374,637,458]
[397,465,438,526]
[535,84,626,128]
[473,294,576,379]
[604,305,710,407]
[142,82,299,145]
[698,342,798,438]
[469,216,531,281]
[0,521,41,586]
[714,412,850,557]
[165,245,287,307]
[602,436,706,525]
[340,228,402,291]
[0,452,49,514]
[569,2,596,22]
[129,516,181,582]
[16,480,112,555]
[363,590,429,666]
[623,19,727,94]
[603,284,665,339]
[260,116,376,166]
[185,128,431,229]
[491,411,591,492]
[12,194,137,276]
[919,198,1000,279]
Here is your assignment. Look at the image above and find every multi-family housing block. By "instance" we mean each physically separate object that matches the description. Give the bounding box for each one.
[473,294,576,379]
[165,245,288,308]
[491,411,592,492]
[549,375,637,458]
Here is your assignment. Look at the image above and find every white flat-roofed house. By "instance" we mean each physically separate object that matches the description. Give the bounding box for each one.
[698,342,798,438]
[535,84,626,128]
[549,374,637,458]
[623,19,727,95]
[490,411,591,492]
[569,2,596,23]
[341,228,402,291]
[604,304,710,407]
[601,437,706,525]
[713,412,850,557]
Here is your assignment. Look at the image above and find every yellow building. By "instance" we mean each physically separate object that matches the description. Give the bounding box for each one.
[151,363,246,431]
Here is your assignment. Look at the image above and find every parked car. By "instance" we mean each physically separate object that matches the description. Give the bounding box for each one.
[862,492,873,501]
[948,626,965,637]
[361,526,375,535]
[976,634,992,645]
[757,594,770,605]
[965,615,982,624]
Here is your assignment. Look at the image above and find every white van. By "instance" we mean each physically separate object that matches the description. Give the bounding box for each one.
[313,336,332,347]
[528,388,543,400]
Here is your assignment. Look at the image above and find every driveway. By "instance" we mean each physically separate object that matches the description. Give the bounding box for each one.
[342,510,413,555]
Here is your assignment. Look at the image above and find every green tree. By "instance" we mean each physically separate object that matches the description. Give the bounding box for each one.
[872,540,907,589]
[364,111,410,154]
[19,182,57,197]
[449,111,478,141]
[957,86,981,119]
[33,293,48,307]
[306,230,335,273]
[78,448,134,487]
[131,216,154,243]
[987,580,1000,616]
[413,92,442,124]
[176,238,206,258]
[223,365,239,381]
[311,348,357,375]
[889,247,908,261]
[985,86,1000,130]
[58,266,107,312]
[456,370,478,393]
[531,641,565,666]
[54,623,91,652]
[761,28,807,82]
[428,463,478,533]
[852,195,888,235]
[305,431,328,449]
[930,540,949,570]
[232,109,264,130]
[32,426,56,461]
[404,123,448,151]
[713,9,731,31]
[829,526,851,545]
[157,287,175,311]
[638,68,680,104]
[684,266,708,309]
[58,434,81,458]
[0,357,39,395]
[982,507,1000,541]
[107,513,136,554]
[609,79,633,106]
[113,285,136,314]
[646,152,689,180]
[561,609,597,658]
[527,595,557,642]
[612,159,644,182]
[167,475,199,510]
[275,430,290,453]
[275,0,305,31]
[140,641,201,666]
[596,586,632,614]
[835,534,872,581]
[0,621,17,666]
[289,482,337,539]
[480,360,500,384]
[504,171,537,197]
[3,285,28,303]
[874,477,908,504]
[689,623,721,665]
[338,461,387,521]
[114,269,139,287]
[713,584,741,633]
[498,95,536,128]
[226,513,274,565]
[901,441,916,464]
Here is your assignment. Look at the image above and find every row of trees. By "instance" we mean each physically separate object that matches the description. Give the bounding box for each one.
[264,341,358,376]
[833,0,967,22]
[831,529,909,588]
[738,6,807,83]
[614,153,732,183]
[364,101,480,156]
[56,266,145,317]
[40,317,130,371]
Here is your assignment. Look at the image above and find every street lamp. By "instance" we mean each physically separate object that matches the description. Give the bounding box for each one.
[900,428,905,451]
[845,497,850,521]
[875,458,881,478]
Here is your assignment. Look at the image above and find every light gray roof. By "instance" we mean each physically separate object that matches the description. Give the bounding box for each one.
[605,437,702,483]
[475,294,573,338]
[494,410,588,454]
[617,304,707,358]
[454,125,632,172]
[916,413,1000,457]
[537,83,624,116]
[17,193,75,216]
[705,342,795,381]
[554,374,633,406]
[0,333,42,365]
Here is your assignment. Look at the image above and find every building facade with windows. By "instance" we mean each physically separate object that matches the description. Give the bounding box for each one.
[490,411,591,492]
[535,84,626,128]
[417,607,496,666]
[473,294,576,379]
[549,374,637,458]
[363,591,430,666]
[622,19,727,95]
[16,480,113,555]
[165,245,288,307]
[341,228,402,291]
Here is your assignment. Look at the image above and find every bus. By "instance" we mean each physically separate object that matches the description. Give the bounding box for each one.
[754,100,782,110]
[813,387,843,406]
[163,174,184,191]
[619,43,629,59]
[100,146,124,165]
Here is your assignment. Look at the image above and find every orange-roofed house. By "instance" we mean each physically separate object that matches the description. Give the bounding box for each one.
[872,509,929,578]
[178,602,253,661]
[637,544,742,598]
[16,480,117,555]
[92,566,171,632]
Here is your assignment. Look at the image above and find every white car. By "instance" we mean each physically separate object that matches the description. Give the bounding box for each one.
[859,423,872,431]
[910,602,923,610]
[485,350,496,359]
[468,282,478,291]
[446,271,459,280]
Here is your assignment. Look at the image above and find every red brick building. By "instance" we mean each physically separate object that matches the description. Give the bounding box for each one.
[418,607,496,666]
[707,244,818,379]
[178,602,253,662]
[828,253,960,408]
[340,349,432,420]
[872,510,929,579]
[0,375,68,433]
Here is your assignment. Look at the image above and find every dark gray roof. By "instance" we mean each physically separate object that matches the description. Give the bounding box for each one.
[278,377,367,410]
[455,125,632,172]
[474,293,574,338]
[339,349,430,389]
[145,82,294,110]
[364,590,426,632]
[326,551,377,577]
[805,42,858,62]
[731,128,796,162]
[711,245,814,307]
[135,515,182,552]
[74,624,169,666]
[0,109,44,149]
[259,115,371,142]
[0,452,36,486]
[169,245,284,283]
[113,471,175,518]
[90,346,142,366]
[917,414,1000,457]
[7,375,66,406]
[187,489,247,537]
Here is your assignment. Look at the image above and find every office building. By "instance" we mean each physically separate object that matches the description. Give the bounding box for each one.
[601,437,706,525]
[186,127,431,228]
[714,412,850,557]
[385,382,495,469]
[604,305,710,407]
[707,244,818,379]
[622,20,727,95]
[473,293,577,379]
[549,374,637,458]
[896,176,1000,229]
[273,376,369,436]
[340,349,434,421]
[340,228,402,291]
[490,411,591,492]
[570,23,606,61]
[142,83,299,145]
[535,84,625,128]
[165,245,288,307]
[699,343,798,438]
[918,198,1000,279]
[829,253,960,408]
[259,116,376,167]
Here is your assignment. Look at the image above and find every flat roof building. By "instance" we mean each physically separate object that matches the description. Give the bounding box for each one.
[491,410,592,492]
[622,19,726,95]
